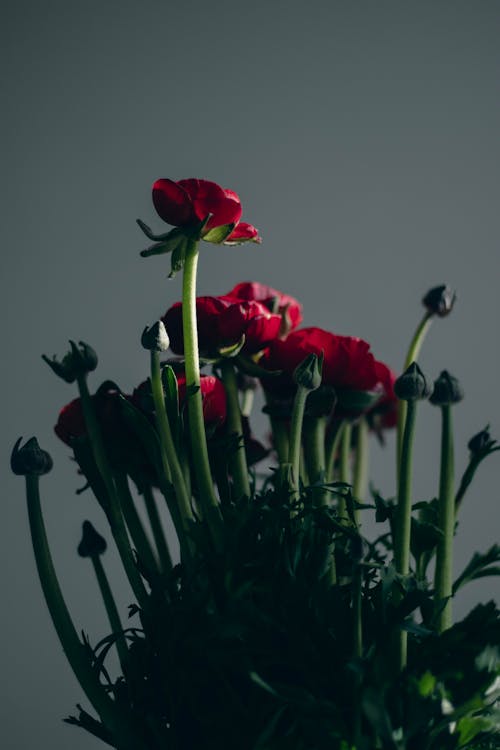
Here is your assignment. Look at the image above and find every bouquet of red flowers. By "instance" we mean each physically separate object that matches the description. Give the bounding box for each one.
[12,178,500,749]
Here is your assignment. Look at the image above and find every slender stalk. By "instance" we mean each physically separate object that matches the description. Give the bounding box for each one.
[394,398,417,670]
[25,475,148,750]
[182,240,223,548]
[115,474,159,578]
[76,376,149,610]
[397,312,433,468]
[288,385,309,497]
[272,417,290,466]
[142,485,173,575]
[434,404,455,632]
[338,421,353,522]
[352,417,369,524]
[91,555,129,673]
[150,350,193,529]
[220,359,251,499]
[325,419,346,482]
[303,416,327,505]
[240,387,254,417]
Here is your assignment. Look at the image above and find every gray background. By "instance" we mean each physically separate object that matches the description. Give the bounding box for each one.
[2,1,499,747]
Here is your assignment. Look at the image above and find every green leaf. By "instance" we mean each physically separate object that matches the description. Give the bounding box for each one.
[140,227,186,257]
[168,236,189,278]
[217,334,246,358]
[453,545,500,594]
[202,223,235,244]
[161,365,182,451]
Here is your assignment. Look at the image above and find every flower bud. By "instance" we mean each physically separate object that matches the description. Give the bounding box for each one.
[394,362,433,401]
[467,427,496,457]
[293,352,323,391]
[77,520,107,558]
[429,370,464,406]
[141,321,170,352]
[422,285,456,317]
[11,437,53,476]
[42,341,98,383]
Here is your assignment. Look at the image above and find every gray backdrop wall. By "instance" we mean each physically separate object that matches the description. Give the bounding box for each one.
[2,1,499,748]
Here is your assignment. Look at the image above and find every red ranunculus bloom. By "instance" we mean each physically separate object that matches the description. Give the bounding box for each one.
[163,296,282,357]
[260,327,379,394]
[225,281,303,333]
[55,398,86,445]
[152,178,261,242]
[369,360,398,430]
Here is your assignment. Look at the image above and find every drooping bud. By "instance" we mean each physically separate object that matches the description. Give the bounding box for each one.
[429,370,464,406]
[293,352,323,391]
[42,341,98,383]
[141,321,170,352]
[422,285,456,317]
[77,520,107,558]
[394,362,433,401]
[11,437,53,476]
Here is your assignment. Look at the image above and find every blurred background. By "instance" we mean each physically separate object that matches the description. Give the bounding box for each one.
[2,1,499,747]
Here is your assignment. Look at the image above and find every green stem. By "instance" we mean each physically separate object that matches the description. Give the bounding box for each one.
[352,417,369,524]
[115,473,159,578]
[288,385,309,497]
[338,421,353,522]
[397,312,433,468]
[352,564,363,746]
[182,240,223,548]
[434,405,455,632]
[76,376,149,611]
[91,555,129,674]
[240,387,254,417]
[25,475,148,750]
[394,398,418,670]
[142,485,173,575]
[150,350,193,529]
[325,419,346,482]
[303,416,327,505]
[220,359,251,499]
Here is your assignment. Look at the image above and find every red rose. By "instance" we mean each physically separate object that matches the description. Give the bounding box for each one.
[225,281,302,333]
[163,296,282,357]
[260,327,379,393]
[152,178,261,243]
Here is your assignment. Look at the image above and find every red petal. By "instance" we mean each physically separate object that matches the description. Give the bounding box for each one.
[152,179,195,226]
[178,179,242,229]
[225,222,261,243]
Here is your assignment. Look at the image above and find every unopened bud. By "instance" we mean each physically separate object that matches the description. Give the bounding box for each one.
[11,437,53,476]
[42,340,98,383]
[293,352,323,391]
[77,520,107,558]
[141,321,170,352]
[422,285,456,317]
[394,362,433,401]
[429,370,464,406]
[468,427,496,456]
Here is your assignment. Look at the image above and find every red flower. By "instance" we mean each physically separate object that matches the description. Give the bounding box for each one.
[260,327,379,393]
[177,373,227,427]
[55,398,86,445]
[163,296,282,357]
[225,281,302,334]
[152,178,261,243]
[369,361,398,430]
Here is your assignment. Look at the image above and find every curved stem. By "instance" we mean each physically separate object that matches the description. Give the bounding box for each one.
[182,240,223,549]
[25,475,148,750]
[397,312,433,468]
[220,359,251,499]
[434,405,455,632]
[92,555,129,674]
[76,376,149,610]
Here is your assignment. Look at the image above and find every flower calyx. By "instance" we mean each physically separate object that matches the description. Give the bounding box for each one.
[422,284,456,317]
[11,437,53,476]
[141,321,170,352]
[429,370,464,406]
[293,352,323,391]
[77,520,107,558]
[394,362,433,401]
[42,341,98,383]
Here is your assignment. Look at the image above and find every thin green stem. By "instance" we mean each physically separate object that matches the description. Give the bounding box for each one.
[142,485,173,575]
[76,376,149,610]
[220,359,251,499]
[25,475,148,750]
[325,419,346,482]
[240,387,254,417]
[91,555,129,673]
[115,473,159,578]
[182,240,223,548]
[338,421,353,522]
[434,405,455,632]
[397,312,433,468]
[150,351,193,529]
[303,416,327,505]
[288,385,309,497]
[352,417,369,524]
[394,398,418,670]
